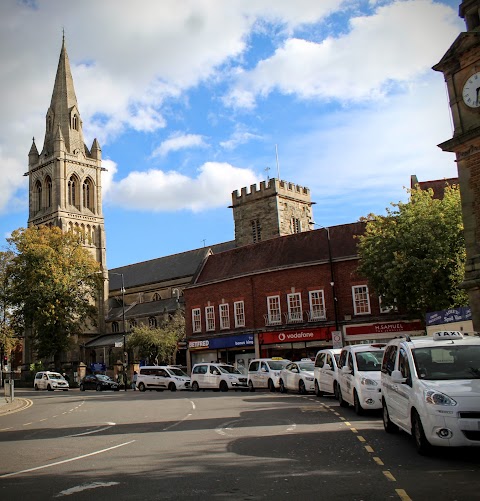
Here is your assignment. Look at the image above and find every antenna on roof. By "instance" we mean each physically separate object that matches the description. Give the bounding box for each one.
[275,144,280,180]
[202,239,206,247]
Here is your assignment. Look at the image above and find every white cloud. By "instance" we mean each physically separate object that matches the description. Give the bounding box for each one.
[104,162,259,212]
[220,129,263,150]
[151,133,207,158]
[225,0,461,107]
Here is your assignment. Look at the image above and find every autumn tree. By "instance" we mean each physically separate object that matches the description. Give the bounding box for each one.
[128,310,185,365]
[6,226,101,369]
[357,185,468,320]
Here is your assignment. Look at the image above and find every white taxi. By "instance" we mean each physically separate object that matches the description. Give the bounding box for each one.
[278,359,315,394]
[247,358,291,392]
[381,331,480,454]
[337,343,385,415]
[314,348,341,398]
[34,371,69,391]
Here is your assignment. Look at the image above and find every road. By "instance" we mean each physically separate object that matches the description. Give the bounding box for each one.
[0,388,478,500]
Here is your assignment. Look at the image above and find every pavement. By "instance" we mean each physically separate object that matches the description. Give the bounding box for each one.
[0,396,32,416]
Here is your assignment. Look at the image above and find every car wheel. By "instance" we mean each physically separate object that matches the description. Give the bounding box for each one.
[34,384,39,391]
[248,380,255,392]
[192,381,200,392]
[219,380,229,392]
[96,384,102,391]
[338,387,349,408]
[315,380,324,397]
[47,384,53,391]
[333,382,339,400]
[138,382,146,392]
[168,382,177,392]
[63,389,69,391]
[80,384,85,391]
[268,379,276,392]
[299,380,306,395]
[279,379,287,393]
[412,411,431,455]
[382,399,398,433]
[354,390,363,415]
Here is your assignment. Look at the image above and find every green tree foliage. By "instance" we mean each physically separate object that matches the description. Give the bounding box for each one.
[357,185,468,320]
[6,226,101,367]
[128,310,185,365]
[0,251,19,360]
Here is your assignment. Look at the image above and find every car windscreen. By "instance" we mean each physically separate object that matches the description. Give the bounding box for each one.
[48,373,64,380]
[95,374,112,381]
[355,351,384,371]
[413,345,480,380]
[298,362,314,372]
[167,367,188,377]
[268,361,290,370]
[218,365,242,375]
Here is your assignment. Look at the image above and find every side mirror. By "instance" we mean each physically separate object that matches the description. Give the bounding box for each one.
[260,367,267,373]
[391,370,407,383]
[323,364,332,371]
[341,366,352,374]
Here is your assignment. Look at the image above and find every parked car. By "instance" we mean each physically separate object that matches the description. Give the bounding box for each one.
[136,365,191,392]
[314,348,341,398]
[190,363,248,392]
[79,374,120,391]
[34,371,69,391]
[247,358,291,392]
[337,343,385,415]
[279,359,315,394]
[381,331,480,454]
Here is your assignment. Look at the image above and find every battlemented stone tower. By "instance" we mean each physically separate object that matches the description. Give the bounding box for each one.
[231,178,314,247]
[433,0,480,332]
[26,36,107,342]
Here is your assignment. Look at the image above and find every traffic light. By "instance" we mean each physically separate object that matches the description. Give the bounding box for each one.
[2,355,7,367]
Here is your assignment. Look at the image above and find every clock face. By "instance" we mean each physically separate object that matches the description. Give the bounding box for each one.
[462,72,480,108]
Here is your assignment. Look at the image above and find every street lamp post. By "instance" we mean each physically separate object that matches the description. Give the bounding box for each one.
[108,271,127,392]
[310,222,339,331]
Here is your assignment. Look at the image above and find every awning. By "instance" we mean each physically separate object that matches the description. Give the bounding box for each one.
[85,334,127,348]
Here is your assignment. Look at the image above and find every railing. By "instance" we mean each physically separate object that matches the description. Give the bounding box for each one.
[307,309,326,322]
[284,312,304,324]
[264,314,282,326]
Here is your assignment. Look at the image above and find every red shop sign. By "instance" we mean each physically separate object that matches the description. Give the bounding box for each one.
[345,320,423,336]
[260,327,332,345]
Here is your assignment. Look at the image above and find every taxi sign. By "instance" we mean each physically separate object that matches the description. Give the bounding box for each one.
[433,331,464,340]
[271,357,284,360]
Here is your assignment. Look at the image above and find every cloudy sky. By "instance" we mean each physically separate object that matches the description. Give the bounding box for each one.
[0,0,462,268]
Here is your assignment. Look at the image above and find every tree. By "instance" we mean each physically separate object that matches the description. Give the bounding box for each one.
[357,185,468,320]
[128,310,185,365]
[5,226,101,368]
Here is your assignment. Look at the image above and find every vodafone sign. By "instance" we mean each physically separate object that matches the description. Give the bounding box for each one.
[260,328,331,345]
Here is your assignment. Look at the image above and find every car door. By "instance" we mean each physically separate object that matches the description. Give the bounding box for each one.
[288,363,300,391]
[258,362,270,388]
[156,368,169,389]
[390,346,414,429]
[206,365,221,388]
[343,352,355,405]
[321,353,336,394]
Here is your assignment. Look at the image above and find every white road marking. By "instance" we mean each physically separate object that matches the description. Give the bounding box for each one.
[163,413,192,431]
[67,425,115,437]
[55,481,119,497]
[0,440,135,478]
[189,400,196,410]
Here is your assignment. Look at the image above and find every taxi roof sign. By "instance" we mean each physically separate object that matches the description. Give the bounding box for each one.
[433,331,464,341]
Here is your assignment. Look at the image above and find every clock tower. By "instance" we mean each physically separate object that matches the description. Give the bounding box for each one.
[433,0,480,332]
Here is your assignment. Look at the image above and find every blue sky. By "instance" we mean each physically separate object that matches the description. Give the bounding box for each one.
[0,0,462,269]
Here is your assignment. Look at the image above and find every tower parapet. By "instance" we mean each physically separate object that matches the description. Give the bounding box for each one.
[232,178,310,205]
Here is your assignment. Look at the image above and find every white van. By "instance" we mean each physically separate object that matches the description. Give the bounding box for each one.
[247,358,291,392]
[337,343,385,414]
[136,366,191,392]
[314,348,341,398]
[190,363,248,391]
[34,371,69,391]
[381,331,480,454]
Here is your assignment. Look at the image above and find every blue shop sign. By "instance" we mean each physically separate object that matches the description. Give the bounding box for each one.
[189,334,254,350]
[90,363,106,372]
[426,306,472,326]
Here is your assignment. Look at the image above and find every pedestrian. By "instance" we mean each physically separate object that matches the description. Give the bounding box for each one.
[131,370,138,390]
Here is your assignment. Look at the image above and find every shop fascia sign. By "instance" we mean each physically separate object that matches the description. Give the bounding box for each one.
[345,320,423,336]
[188,334,254,350]
[260,327,331,344]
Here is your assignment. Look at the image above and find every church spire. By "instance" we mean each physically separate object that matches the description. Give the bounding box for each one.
[41,35,86,157]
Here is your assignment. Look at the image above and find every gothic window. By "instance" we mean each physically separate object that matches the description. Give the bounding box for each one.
[112,322,119,333]
[72,114,78,131]
[152,293,161,301]
[149,317,157,328]
[34,180,42,212]
[83,178,94,211]
[47,115,52,132]
[292,217,301,233]
[251,219,262,243]
[129,319,137,329]
[68,175,79,207]
[45,176,52,208]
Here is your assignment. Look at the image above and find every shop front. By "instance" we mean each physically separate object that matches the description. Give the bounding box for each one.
[344,320,424,344]
[188,333,255,374]
[258,327,333,361]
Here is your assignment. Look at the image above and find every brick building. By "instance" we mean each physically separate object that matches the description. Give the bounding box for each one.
[184,222,423,373]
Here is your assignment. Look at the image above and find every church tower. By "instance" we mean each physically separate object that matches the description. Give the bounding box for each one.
[26,36,107,336]
[433,0,480,331]
[231,178,314,247]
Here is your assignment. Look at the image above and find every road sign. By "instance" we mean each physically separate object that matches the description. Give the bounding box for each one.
[332,331,343,349]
